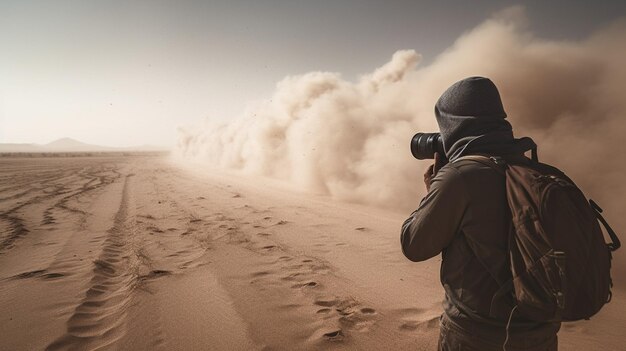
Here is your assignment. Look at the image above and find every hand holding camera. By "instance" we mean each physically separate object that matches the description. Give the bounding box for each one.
[423,152,445,191]
[411,132,447,191]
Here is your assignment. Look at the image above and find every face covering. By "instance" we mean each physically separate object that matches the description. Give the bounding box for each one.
[435,76,535,161]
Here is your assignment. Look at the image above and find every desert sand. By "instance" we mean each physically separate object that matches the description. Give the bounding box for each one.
[0,155,624,351]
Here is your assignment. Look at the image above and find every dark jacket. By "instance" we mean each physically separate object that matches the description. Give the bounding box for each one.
[400,157,559,340]
[401,77,560,345]
[402,156,514,319]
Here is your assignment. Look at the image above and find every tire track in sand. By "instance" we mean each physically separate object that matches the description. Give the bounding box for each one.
[0,165,119,252]
[46,174,139,351]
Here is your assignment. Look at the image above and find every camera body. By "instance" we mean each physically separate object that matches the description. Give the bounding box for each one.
[410,133,445,160]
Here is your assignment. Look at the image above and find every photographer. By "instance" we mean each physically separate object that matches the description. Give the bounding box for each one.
[400,77,560,350]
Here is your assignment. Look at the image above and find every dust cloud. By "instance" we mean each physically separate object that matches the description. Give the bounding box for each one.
[177,7,626,256]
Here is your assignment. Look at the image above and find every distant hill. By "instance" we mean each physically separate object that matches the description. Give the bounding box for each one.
[0,138,167,153]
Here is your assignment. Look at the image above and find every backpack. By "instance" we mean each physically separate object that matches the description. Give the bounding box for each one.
[460,152,621,322]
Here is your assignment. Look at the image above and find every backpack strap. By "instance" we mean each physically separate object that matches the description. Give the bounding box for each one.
[589,200,621,252]
[531,147,539,162]
[453,154,507,174]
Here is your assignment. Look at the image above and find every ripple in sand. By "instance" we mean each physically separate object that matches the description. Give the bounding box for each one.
[43,272,66,279]
[13,269,46,279]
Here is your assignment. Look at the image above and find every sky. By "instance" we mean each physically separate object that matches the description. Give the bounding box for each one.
[1,0,625,148]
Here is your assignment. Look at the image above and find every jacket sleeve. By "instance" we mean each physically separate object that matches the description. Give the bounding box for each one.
[400,165,469,262]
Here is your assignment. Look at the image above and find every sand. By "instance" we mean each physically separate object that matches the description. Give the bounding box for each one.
[0,155,624,350]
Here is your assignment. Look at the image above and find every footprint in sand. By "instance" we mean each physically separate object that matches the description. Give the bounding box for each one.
[314,297,338,307]
[250,270,272,278]
[141,270,172,281]
[261,244,279,251]
[291,281,319,289]
[399,316,439,331]
[147,225,164,233]
[281,272,306,281]
[323,329,344,341]
[308,297,377,332]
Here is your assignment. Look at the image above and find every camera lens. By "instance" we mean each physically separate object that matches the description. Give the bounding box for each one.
[410,132,443,159]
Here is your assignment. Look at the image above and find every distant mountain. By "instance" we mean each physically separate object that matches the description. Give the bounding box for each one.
[0,138,168,153]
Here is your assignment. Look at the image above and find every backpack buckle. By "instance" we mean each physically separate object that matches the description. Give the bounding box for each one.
[489,156,506,166]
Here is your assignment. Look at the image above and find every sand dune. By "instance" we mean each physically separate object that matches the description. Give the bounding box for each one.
[0,155,624,350]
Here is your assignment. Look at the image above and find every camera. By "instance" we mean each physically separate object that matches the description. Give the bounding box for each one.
[410,133,444,159]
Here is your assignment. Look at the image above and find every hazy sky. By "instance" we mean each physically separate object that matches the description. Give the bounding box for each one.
[1,1,625,147]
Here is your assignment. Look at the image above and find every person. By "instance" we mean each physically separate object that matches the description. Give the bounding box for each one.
[400,77,560,350]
